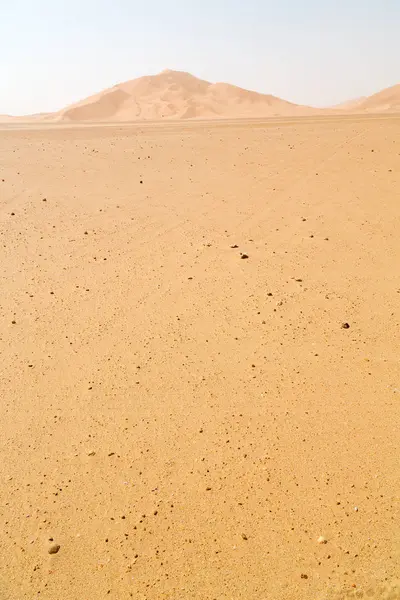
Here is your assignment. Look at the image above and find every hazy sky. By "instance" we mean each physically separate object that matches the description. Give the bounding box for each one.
[0,0,399,115]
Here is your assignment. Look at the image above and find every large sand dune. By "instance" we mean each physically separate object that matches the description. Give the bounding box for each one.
[0,115,399,599]
[56,69,318,122]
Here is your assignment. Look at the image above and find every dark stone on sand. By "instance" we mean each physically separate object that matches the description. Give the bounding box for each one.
[48,543,60,555]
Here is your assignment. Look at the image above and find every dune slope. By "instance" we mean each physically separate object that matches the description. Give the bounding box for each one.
[354,83,400,112]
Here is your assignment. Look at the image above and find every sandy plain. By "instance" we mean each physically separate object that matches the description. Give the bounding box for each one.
[0,115,399,600]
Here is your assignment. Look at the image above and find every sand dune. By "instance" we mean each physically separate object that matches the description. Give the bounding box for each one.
[333,97,367,110]
[56,69,319,122]
[354,83,400,113]
[2,74,399,123]
[55,76,400,120]
[0,112,53,124]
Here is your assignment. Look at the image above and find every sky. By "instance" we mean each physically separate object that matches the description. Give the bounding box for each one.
[0,0,399,115]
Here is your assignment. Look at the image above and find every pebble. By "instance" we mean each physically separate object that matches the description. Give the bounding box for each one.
[240,254,249,259]
[341,322,350,329]
[317,536,327,544]
[48,543,60,555]
[241,533,248,540]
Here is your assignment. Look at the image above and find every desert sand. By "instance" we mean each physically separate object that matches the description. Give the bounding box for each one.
[1,72,399,124]
[54,70,320,122]
[0,114,399,600]
[0,70,317,124]
[353,84,400,113]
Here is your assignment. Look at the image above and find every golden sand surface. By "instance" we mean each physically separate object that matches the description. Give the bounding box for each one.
[0,115,399,599]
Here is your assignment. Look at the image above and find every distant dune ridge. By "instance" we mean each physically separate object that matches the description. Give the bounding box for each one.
[0,70,399,122]
[332,97,367,110]
[353,83,400,113]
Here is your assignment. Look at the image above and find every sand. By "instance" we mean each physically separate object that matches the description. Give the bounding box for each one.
[1,72,399,124]
[354,84,400,113]
[0,114,399,600]
[55,70,319,122]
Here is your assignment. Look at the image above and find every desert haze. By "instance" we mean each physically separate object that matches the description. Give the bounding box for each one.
[0,70,399,122]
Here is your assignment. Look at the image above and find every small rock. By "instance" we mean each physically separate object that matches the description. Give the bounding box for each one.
[241,533,248,541]
[300,573,308,579]
[341,322,350,329]
[240,254,249,259]
[88,451,96,456]
[317,536,327,544]
[48,543,60,555]
[230,244,239,248]
[354,506,359,512]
